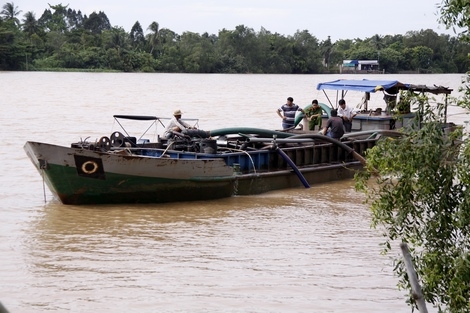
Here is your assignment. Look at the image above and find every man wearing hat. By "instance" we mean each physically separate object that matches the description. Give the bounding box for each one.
[163,109,195,139]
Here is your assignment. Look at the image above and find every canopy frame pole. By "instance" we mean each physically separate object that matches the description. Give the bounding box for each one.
[444,94,448,124]
[322,90,334,108]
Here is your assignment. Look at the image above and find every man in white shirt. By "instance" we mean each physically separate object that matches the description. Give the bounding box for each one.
[337,99,356,132]
[163,109,195,139]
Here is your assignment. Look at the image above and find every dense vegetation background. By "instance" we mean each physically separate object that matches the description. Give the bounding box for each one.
[1,2,470,73]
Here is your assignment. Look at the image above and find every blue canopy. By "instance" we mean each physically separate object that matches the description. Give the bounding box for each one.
[317,79,408,93]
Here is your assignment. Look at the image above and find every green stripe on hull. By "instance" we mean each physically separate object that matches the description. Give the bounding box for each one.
[42,164,235,205]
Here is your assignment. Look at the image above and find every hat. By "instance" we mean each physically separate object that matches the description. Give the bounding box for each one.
[375,85,384,91]
[173,109,183,116]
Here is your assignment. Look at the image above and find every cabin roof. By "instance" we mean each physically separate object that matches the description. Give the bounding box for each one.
[316,79,452,95]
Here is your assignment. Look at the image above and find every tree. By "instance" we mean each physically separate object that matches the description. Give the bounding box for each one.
[355,92,469,312]
[215,27,252,73]
[130,21,145,49]
[215,25,258,73]
[37,9,52,30]
[291,30,323,73]
[375,47,402,73]
[43,3,68,32]
[44,30,66,54]
[177,31,216,73]
[320,36,333,70]
[147,21,160,55]
[22,11,39,37]
[1,2,22,26]
[369,34,385,50]
[438,0,470,42]
[354,2,470,311]
[2,2,470,73]
[100,27,134,71]
[83,11,111,34]
[65,8,83,30]
[21,11,42,70]
[403,29,451,72]
[348,46,379,61]
[410,45,434,70]
[153,27,180,71]
[0,17,26,70]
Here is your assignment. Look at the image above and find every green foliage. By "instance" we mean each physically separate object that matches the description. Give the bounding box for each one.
[438,0,470,42]
[1,2,21,26]
[354,3,470,310]
[410,46,434,69]
[377,48,403,73]
[33,55,63,68]
[130,21,145,50]
[2,2,470,72]
[355,92,470,312]
[0,18,27,70]
[83,11,110,34]
[457,73,470,112]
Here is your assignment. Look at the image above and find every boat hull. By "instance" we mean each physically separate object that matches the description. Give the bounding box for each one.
[235,162,360,195]
[24,141,236,205]
[24,137,370,205]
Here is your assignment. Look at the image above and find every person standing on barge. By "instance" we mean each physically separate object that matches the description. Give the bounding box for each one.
[276,97,305,129]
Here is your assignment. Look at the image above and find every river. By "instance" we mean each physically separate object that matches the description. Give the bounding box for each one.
[0,72,467,312]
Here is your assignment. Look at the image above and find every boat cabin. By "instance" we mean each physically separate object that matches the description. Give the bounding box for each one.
[315,79,453,132]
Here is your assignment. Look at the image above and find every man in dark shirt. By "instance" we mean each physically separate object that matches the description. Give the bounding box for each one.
[276,97,305,129]
[320,109,344,139]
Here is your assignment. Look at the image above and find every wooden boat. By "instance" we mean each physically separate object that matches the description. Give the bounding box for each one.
[24,79,454,205]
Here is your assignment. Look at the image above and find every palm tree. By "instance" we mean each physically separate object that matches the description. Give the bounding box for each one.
[22,11,39,37]
[369,34,384,50]
[147,21,160,54]
[1,2,22,26]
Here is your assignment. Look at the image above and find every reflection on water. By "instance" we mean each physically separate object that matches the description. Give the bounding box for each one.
[17,182,411,312]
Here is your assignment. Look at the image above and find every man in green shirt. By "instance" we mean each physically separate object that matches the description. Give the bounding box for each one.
[305,99,323,131]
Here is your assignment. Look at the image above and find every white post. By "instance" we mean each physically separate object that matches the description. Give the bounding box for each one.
[400,243,428,313]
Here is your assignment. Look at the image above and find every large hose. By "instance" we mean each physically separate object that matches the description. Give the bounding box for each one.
[210,127,296,138]
[294,102,332,127]
[275,146,310,188]
[288,134,367,166]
